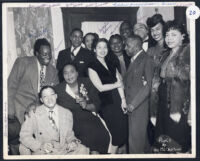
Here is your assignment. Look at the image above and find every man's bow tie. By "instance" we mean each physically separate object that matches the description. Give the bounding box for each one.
[143,39,149,43]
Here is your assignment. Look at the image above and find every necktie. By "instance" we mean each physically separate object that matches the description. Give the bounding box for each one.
[40,66,45,88]
[48,111,58,131]
[71,48,76,61]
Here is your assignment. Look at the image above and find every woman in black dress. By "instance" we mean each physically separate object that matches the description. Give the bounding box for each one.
[88,38,128,154]
[55,64,110,154]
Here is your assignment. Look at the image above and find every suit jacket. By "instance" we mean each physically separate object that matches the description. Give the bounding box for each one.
[56,47,94,82]
[109,50,130,74]
[124,50,154,153]
[19,104,89,155]
[8,56,59,124]
[124,50,154,109]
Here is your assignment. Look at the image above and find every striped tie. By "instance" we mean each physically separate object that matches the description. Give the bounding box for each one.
[48,111,58,131]
[40,66,45,88]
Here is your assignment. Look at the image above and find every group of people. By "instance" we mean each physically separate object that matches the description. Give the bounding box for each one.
[7,13,191,155]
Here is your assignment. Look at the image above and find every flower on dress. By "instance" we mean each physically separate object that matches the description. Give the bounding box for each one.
[79,84,89,101]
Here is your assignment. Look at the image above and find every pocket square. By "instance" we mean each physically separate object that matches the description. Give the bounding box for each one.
[79,61,84,64]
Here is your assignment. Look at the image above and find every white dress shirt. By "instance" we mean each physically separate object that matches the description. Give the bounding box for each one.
[131,49,143,63]
[142,36,149,52]
[71,46,82,56]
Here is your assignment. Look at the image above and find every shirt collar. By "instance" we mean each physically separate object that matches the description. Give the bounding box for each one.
[131,49,143,62]
[143,36,149,42]
[44,104,58,115]
[71,46,82,56]
[65,84,77,99]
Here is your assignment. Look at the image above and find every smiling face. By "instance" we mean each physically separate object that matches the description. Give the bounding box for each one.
[85,34,95,51]
[110,38,123,56]
[95,41,108,58]
[120,23,133,41]
[150,23,164,42]
[165,29,184,50]
[133,24,148,41]
[70,30,83,48]
[36,45,52,66]
[40,87,57,109]
[63,65,78,85]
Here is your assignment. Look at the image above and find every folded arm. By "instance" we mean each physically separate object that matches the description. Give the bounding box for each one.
[88,68,121,92]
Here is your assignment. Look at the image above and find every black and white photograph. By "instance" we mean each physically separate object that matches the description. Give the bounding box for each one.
[2,2,197,159]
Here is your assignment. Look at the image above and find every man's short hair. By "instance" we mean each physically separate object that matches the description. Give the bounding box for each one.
[39,85,56,99]
[34,38,51,56]
[70,28,83,37]
[120,21,132,31]
[127,35,143,48]
[133,23,148,32]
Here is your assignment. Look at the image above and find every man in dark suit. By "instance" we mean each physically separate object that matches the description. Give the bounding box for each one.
[8,38,59,154]
[119,21,133,42]
[133,23,151,52]
[56,28,94,82]
[124,35,154,153]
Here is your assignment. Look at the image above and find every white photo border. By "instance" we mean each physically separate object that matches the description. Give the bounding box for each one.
[2,1,197,159]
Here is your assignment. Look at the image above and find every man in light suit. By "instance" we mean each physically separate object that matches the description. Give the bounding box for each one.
[124,35,154,153]
[19,86,89,155]
[57,28,94,82]
[8,38,59,124]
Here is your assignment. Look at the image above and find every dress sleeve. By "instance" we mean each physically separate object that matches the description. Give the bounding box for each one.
[88,61,96,71]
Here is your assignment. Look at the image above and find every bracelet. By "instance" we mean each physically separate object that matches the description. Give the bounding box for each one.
[121,97,126,100]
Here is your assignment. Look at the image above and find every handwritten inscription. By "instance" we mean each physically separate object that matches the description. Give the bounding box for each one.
[27,2,193,8]
[28,28,49,38]
[54,39,63,51]
[98,22,121,35]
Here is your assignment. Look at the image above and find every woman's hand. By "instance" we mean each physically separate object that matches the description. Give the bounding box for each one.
[76,96,87,109]
[121,98,127,114]
[115,80,124,89]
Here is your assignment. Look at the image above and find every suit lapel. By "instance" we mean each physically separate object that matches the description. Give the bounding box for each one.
[58,106,67,145]
[30,57,39,96]
[37,105,60,138]
[45,65,52,83]
[125,51,146,77]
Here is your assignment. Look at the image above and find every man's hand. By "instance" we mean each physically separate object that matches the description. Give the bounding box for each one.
[24,102,38,118]
[40,142,54,154]
[127,104,135,113]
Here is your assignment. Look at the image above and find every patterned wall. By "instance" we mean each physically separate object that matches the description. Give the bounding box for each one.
[12,7,56,66]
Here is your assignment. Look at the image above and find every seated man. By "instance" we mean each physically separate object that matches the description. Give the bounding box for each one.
[19,86,89,155]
